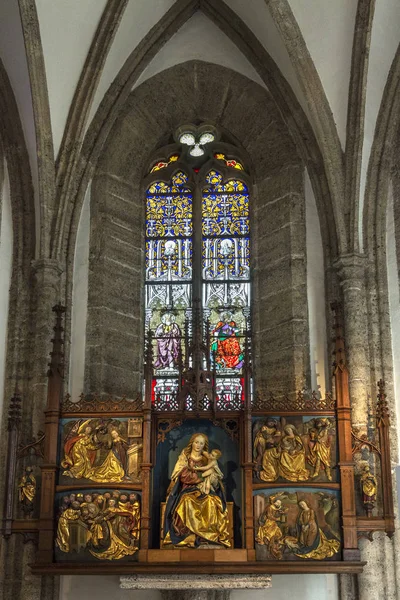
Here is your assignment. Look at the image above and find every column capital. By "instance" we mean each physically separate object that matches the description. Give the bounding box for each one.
[334,253,367,288]
[31,258,63,276]
[31,258,63,290]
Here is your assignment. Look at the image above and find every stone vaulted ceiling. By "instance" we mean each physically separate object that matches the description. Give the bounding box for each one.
[0,0,399,258]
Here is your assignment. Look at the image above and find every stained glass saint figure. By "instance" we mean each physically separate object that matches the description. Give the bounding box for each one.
[211,311,244,370]
[154,312,182,370]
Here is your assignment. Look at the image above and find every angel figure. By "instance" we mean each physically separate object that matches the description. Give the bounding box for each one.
[255,492,288,559]
[61,419,101,480]
[61,420,126,483]
[18,466,36,516]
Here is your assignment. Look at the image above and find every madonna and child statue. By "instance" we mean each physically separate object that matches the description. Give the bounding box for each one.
[163,433,231,548]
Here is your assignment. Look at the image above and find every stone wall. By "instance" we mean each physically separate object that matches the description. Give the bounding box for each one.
[84,172,144,397]
[253,164,309,395]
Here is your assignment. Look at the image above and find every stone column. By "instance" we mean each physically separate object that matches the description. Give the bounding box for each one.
[0,258,62,600]
[30,259,63,431]
[335,254,370,425]
[335,253,399,600]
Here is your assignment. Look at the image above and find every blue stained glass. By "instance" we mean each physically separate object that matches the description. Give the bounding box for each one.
[203,192,249,236]
[146,239,192,282]
[146,193,192,238]
[204,171,248,193]
[202,237,249,280]
[171,171,189,186]
[145,162,251,406]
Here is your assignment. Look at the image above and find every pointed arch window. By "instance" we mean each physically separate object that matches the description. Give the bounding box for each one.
[144,132,251,411]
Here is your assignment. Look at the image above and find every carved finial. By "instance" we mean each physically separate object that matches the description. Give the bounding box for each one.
[8,393,22,431]
[145,329,154,369]
[377,379,390,424]
[48,304,66,378]
[331,301,346,372]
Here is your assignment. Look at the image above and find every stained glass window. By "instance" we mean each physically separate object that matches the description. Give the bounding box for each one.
[145,161,251,409]
[145,171,192,403]
[202,170,250,403]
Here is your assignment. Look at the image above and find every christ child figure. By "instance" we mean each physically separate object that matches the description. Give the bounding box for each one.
[194,449,223,494]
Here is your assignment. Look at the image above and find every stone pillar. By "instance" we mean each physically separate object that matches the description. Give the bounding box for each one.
[253,165,310,396]
[0,258,62,600]
[335,254,370,425]
[30,259,63,431]
[336,253,399,600]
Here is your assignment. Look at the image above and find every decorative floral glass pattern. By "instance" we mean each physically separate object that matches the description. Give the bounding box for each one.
[202,193,249,237]
[214,153,244,170]
[150,154,179,173]
[147,175,192,239]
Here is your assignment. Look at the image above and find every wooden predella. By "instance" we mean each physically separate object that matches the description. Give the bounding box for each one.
[1,303,395,575]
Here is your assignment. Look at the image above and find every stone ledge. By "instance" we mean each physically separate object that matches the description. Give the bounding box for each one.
[119,574,272,590]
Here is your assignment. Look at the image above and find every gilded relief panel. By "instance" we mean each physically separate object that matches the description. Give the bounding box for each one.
[253,416,337,484]
[55,490,140,562]
[58,418,143,485]
[254,488,341,561]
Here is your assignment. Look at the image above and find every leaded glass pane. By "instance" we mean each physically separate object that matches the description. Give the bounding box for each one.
[146,193,192,238]
[145,160,251,410]
[202,237,249,280]
[146,239,192,281]
[202,193,249,236]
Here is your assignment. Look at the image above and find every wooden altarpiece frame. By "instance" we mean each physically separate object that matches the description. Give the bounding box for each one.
[1,304,395,575]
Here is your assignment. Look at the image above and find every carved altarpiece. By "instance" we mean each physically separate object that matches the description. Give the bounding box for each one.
[1,304,395,575]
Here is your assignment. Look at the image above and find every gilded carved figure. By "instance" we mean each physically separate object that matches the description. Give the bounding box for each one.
[163,433,230,548]
[360,464,377,517]
[307,418,333,481]
[254,419,281,482]
[254,418,335,483]
[255,494,288,559]
[18,466,36,516]
[60,419,142,484]
[279,425,309,482]
[194,449,223,495]
[56,491,140,560]
[255,491,340,561]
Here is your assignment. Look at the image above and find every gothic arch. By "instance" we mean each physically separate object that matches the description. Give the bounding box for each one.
[54,1,344,273]
[82,61,310,398]
[18,0,55,257]
[0,58,36,398]
[363,44,400,397]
